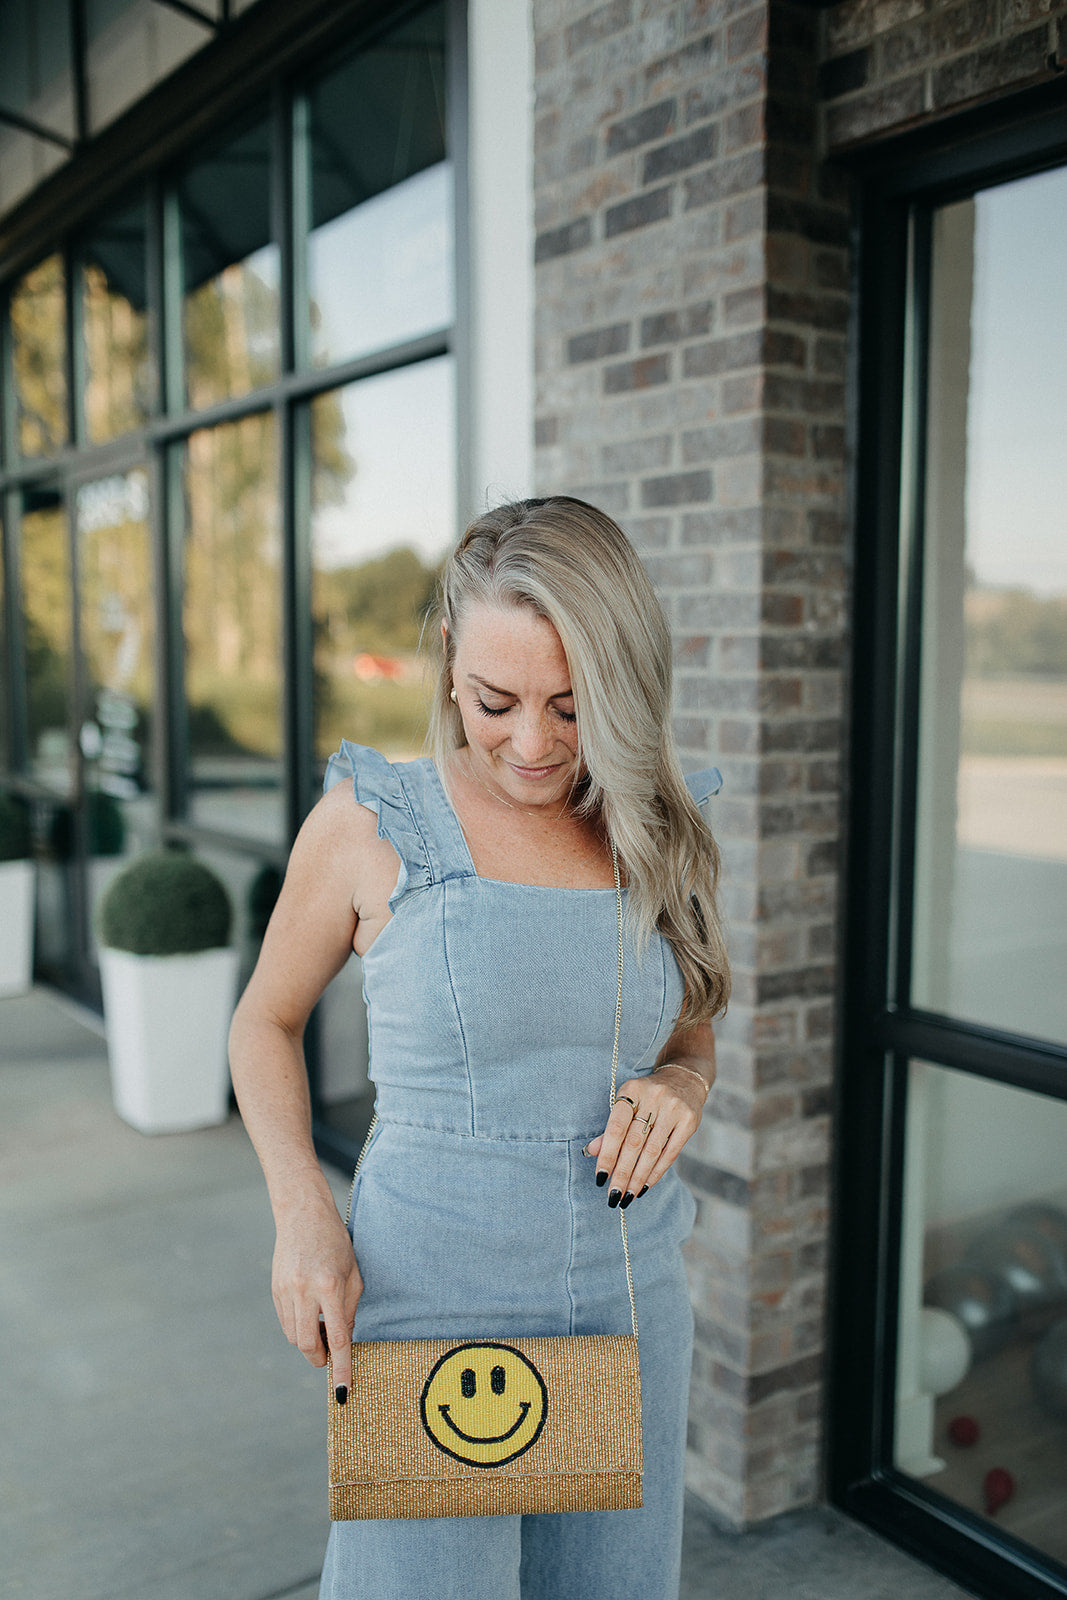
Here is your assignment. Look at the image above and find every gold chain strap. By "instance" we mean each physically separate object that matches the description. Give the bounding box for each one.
[345,839,637,1339]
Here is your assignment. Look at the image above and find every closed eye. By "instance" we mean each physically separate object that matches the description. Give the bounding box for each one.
[475,699,576,724]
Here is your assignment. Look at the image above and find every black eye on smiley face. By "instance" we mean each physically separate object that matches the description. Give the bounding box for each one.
[459,1364,506,1399]
[420,1343,548,1468]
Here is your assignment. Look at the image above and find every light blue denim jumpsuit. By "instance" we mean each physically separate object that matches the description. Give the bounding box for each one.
[319,744,722,1600]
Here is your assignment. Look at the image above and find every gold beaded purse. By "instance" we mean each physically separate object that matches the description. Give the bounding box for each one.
[327,846,642,1520]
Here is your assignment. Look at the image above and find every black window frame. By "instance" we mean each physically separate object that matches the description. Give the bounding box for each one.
[829,81,1067,1600]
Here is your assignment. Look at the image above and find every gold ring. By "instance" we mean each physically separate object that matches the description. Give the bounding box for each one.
[636,1113,652,1126]
[615,1096,637,1112]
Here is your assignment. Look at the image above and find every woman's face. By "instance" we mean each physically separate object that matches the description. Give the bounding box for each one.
[449,603,580,807]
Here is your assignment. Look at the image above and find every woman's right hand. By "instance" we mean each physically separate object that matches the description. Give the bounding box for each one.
[271,1193,363,1393]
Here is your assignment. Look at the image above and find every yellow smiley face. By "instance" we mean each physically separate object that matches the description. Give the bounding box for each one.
[419,1343,548,1467]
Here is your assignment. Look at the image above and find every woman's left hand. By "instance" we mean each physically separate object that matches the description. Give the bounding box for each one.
[585,1023,715,1206]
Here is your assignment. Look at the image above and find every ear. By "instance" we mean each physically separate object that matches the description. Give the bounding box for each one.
[441,619,448,644]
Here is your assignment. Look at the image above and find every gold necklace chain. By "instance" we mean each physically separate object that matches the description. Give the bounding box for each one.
[463,749,570,821]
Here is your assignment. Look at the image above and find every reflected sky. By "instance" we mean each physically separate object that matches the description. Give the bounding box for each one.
[967,165,1067,596]
[312,355,456,566]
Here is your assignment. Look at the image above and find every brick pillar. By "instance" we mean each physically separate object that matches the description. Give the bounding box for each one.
[532,0,849,1524]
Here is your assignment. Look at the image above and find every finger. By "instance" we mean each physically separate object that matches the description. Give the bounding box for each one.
[595,1100,638,1188]
[606,1108,657,1200]
[622,1115,674,1198]
[324,1306,355,1399]
[294,1302,331,1368]
[642,1123,692,1190]
[583,1135,603,1158]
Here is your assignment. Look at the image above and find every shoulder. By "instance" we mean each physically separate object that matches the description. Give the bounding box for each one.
[684,767,723,807]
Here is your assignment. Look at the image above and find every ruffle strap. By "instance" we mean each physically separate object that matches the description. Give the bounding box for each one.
[324,741,432,911]
[685,767,723,808]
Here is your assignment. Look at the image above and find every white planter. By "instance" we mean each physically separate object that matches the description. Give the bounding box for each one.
[0,859,35,998]
[99,945,240,1134]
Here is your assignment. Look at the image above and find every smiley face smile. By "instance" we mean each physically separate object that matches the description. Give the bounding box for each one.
[438,1400,531,1444]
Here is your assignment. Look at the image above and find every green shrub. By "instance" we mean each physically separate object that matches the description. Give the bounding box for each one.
[98,849,232,955]
[0,794,32,863]
[49,791,127,859]
[247,863,283,943]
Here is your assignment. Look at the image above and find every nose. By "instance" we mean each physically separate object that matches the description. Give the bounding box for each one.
[510,710,555,764]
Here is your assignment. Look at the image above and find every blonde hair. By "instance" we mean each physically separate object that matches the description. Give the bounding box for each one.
[428,497,729,1027]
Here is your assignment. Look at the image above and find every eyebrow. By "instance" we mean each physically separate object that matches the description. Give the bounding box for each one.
[467,673,574,700]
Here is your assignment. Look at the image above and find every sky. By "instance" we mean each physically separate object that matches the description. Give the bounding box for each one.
[965,164,1067,597]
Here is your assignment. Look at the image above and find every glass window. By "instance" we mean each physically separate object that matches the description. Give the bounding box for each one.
[309,355,455,773]
[80,196,154,442]
[179,116,280,411]
[306,1,451,369]
[19,485,72,792]
[76,468,156,949]
[86,0,213,134]
[0,0,74,215]
[0,505,7,765]
[895,1060,1067,1566]
[183,412,282,842]
[10,254,69,458]
[910,168,1067,1046]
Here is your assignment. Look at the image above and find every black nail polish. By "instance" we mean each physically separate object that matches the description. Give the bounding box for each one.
[608,1188,622,1209]
[596,1170,608,1188]
[335,1385,348,1406]
[638,1185,649,1197]
[620,1191,635,1210]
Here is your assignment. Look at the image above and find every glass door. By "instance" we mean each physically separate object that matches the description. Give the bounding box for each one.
[74,466,157,968]
[892,166,1067,1566]
[833,150,1067,1600]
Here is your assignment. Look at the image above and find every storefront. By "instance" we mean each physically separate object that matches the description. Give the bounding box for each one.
[2,2,1066,1595]
[0,0,471,1162]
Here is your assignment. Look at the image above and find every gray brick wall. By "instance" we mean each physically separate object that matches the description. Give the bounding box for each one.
[533,0,849,1526]
[820,0,1067,150]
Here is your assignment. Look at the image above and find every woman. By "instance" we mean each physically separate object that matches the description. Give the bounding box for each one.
[229,496,729,1600]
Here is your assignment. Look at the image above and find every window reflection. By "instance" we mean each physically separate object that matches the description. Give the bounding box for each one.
[76,469,156,950]
[0,0,74,213]
[86,0,213,133]
[896,1061,1067,1566]
[910,169,1067,1046]
[179,118,279,410]
[19,486,72,792]
[81,199,154,442]
[183,413,282,842]
[307,1,451,368]
[309,356,455,770]
[10,255,68,458]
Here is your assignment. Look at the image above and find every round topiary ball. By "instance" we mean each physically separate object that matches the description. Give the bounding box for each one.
[98,849,232,956]
[0,793,32,863]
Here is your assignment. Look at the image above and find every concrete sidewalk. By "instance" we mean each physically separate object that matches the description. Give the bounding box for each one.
[0,990,975,1600]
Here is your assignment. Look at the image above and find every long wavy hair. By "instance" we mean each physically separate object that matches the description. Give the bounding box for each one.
[428,496,729,1027]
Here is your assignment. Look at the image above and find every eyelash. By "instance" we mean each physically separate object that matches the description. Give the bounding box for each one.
[476,699,577,724]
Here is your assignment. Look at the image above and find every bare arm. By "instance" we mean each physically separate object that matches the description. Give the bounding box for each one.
[228,782,395,1391]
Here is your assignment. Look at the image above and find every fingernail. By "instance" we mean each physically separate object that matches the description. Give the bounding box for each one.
[638,1185,649,1197]
[335,1385,348,1406]
[596,1170,608,1188]
[608,1188,622,1209]
[620,1191,635,1209]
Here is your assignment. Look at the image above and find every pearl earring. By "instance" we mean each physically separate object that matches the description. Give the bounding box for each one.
[449,689,457,703]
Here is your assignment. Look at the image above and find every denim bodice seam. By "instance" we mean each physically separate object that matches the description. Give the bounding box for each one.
[439,879,476,1136]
